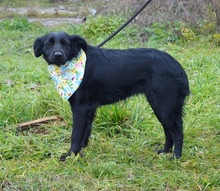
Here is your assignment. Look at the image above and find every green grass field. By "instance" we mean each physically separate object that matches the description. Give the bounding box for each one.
[0,15,220,191]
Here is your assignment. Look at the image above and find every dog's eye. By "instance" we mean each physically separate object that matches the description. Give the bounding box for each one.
[46,41,53,46]
[62,41,69,47]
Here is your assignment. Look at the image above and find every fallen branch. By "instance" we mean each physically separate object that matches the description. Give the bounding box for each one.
[16,115,63,131]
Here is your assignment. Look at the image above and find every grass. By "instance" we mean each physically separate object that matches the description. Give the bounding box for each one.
[0,13,220,191]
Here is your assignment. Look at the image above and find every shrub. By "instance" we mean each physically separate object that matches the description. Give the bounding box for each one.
[83,15,125,39]
[212,33,220,46]
[144,22,186,44]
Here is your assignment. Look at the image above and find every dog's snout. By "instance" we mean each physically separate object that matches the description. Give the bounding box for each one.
[54,52,62,58]
[50,50,66,65]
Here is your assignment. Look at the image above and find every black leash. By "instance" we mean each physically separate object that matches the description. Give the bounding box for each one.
[97,0,153,47]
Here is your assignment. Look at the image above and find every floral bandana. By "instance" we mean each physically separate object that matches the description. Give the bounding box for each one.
[48,49,86,100]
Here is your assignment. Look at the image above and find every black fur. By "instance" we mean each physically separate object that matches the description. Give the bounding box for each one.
[34,32,190,161]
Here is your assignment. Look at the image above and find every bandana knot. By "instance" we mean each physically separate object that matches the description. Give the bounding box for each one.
[48,49,86,100]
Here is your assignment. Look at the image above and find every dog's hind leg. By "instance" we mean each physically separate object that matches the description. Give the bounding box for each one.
[151,103,184,158]
[158,127,173,154]
[146,85,185,158]
[155,109,184,157]
[172,115,184,158]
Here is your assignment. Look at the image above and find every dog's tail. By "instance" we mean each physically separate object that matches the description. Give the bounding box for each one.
[178,71,190,98]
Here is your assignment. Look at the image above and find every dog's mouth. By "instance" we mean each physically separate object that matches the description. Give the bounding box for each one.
[51,59,66,66]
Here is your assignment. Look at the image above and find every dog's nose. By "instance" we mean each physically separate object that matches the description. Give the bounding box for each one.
[54,52,62,58]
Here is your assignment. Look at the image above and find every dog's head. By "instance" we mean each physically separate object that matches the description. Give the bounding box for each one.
[33,32,87,66]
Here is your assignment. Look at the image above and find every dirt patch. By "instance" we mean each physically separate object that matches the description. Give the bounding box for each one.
[5,6,75,15]
[0,6,85,27]
[0,17,84,27]
[29,17,83,27]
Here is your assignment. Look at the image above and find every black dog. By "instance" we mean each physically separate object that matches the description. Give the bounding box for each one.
[34,32,189,161]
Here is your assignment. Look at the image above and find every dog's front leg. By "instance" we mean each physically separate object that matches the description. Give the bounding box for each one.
[60,107,87,161]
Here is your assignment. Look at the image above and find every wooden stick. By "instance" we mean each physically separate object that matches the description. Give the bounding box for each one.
[16,115,63,131]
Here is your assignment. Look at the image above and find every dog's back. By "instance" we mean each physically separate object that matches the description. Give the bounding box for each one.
[81,46,189,105]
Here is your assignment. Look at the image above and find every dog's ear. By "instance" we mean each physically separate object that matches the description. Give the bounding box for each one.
[33,37,44,57]
[71,35,88,52]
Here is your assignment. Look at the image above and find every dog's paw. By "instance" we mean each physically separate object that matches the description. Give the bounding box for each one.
[157,148,165,154]
[170,154,181,160]
[157,148,172,154]
[59,152,70,162]
[59,153,68,162]
[59,150,84,162]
